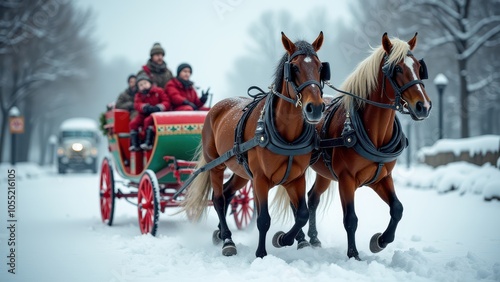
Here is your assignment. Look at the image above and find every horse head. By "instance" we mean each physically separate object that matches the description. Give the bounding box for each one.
[381,32,432,120]
[280,32,327,124]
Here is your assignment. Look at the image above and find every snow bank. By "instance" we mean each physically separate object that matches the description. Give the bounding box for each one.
[394,162,500,200]
[417,135,500,159]
[0,162,45,181]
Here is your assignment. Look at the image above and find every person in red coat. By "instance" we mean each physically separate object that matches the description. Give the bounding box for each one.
[165,63,210,111]
[129,73,171,151]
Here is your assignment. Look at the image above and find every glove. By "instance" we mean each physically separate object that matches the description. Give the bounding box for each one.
[142,105,153,114]
[183,100,198,110]
[200,87,210,104]
[151,105,161,112]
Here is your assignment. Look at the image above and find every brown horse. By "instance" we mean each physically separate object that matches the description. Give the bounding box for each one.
[183,32,329,258]
[277,33,431,260]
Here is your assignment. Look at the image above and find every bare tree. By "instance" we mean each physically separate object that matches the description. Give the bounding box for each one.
[0,0,96,162]
[399,0,500,137]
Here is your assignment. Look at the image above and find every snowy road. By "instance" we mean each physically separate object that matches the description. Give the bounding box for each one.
[1,169,499,281]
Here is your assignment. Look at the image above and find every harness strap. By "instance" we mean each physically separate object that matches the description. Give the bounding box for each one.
[172,136,261,200]
[363,163,384,186]
[277,156,294,186]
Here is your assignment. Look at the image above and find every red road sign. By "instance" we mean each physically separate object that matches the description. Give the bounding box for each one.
[9,117,24,134]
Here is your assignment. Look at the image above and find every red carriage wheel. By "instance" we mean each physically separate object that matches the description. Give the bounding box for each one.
[99,157,115,226]
[231,181,256,230]
[137,170,160,236]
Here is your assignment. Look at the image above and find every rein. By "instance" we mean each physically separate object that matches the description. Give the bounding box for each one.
[323,53,425,115]
[172,85,318,199]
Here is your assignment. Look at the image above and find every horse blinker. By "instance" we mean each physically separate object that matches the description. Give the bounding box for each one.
[418,59,428,80]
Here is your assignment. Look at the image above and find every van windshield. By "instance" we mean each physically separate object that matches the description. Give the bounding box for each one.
[62,130,96,139]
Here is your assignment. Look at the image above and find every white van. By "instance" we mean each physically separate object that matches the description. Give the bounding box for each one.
[57,118,100,174]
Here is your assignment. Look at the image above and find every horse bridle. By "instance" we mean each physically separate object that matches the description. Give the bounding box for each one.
[325,51,427,114]
[381,51,426,115]
[276,50,327,108]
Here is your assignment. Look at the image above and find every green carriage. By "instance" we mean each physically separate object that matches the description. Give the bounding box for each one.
[99,109,255,235]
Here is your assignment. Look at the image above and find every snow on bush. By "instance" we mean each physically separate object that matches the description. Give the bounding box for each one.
[417,135,500,160]
[394,162,500,201]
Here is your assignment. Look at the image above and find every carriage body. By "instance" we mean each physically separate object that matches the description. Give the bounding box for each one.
[99,109,255,235]
[104,109,204,183]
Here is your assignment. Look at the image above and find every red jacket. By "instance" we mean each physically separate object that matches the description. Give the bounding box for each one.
[165,78,204,108]
[134,87,171,114]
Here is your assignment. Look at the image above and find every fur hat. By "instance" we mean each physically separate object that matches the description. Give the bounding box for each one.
[177,63,192,76]
[150,42,165,57]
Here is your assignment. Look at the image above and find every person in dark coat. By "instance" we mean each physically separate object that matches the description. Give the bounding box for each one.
[129,73,171,151]
[136,43,174,88]
[165,63,210,111]
[115,74,138,118]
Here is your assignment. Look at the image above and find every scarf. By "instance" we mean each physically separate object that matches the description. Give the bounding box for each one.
[147,59,167,74]
[177,77,193,89]
[127,87,137,96]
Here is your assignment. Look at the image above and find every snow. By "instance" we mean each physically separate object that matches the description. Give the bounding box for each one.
[417,135,500,159]
[433,73,448,86]
[59,117,99,131]
[393,162,500,200]
[0,164,499,282]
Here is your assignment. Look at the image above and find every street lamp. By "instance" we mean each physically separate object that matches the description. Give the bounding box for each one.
[434,73,448,139]
[8,106,23,166]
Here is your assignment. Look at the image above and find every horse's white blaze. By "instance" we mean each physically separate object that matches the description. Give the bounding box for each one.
[304,56,312,63]
[404,57,430,108]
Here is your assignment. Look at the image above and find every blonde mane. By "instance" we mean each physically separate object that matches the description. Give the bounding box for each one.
[341,38,411,110]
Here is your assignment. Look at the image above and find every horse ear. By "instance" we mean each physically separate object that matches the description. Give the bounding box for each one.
[407,32,418,51]
[281,32,296,55]
[382,32,392,54]
[312,31,324,52]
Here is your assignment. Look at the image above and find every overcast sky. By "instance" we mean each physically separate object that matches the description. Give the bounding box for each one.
[75,0,351,99]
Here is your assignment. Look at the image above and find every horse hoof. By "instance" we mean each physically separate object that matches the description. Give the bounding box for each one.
[222,239,237,256]
[297,240,311,249]
[370,232,385,253]
[272,231,285,248]
[309,237,322,248]
[212,230,222,245]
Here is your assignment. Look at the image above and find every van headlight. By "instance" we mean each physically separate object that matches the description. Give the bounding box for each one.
[71,143,84,152]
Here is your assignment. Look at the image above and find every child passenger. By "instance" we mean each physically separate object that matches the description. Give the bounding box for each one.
[129,73,171,151]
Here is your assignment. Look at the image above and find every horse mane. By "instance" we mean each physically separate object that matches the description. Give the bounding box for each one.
[273,40,317,92]
[341,37,410,110]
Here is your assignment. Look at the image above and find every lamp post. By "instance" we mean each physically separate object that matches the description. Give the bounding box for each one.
[434,73,448,139]
[8,106,23,166]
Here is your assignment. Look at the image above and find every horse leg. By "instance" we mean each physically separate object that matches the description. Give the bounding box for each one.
[253,177,271,258]
[213,174,243,245]
[338,177,360,260]
[369,176,403,253]
[307,174,331,248]
[273,176,309,248]
[291,203,311,249]
[211,167,237,256]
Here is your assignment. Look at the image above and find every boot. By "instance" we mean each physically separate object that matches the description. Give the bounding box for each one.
[140,126,154,150]
[129,130,140,151]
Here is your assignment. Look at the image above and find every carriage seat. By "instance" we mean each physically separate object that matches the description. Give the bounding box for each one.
[105,109,130,137]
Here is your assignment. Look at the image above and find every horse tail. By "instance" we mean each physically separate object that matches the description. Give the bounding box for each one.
[271,169,338,223]
[181,144,212,221]
[316,180,337,218]
[271,185,293,223]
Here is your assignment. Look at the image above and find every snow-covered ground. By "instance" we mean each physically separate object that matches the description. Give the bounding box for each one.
[1,164,499,282]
